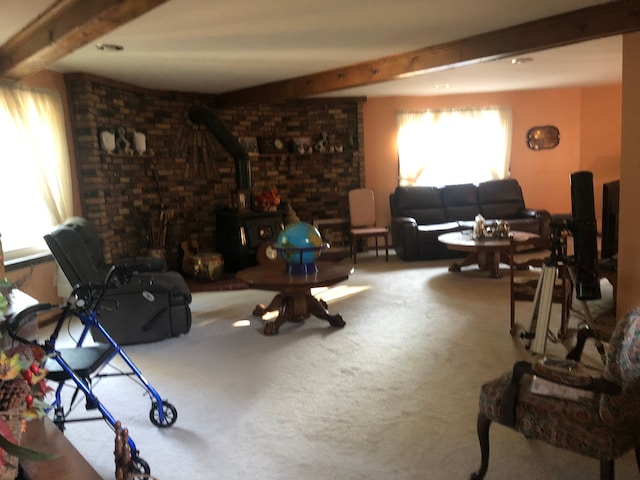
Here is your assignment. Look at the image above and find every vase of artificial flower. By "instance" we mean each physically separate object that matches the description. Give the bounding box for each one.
[0,379,29,479]
[0,345,54,478]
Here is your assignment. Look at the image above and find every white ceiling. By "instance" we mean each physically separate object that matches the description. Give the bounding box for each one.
[0,0,622,97]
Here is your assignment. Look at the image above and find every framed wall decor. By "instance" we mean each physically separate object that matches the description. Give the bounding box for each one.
[258,136,286,154]
[291,136,312,154]
[526,125,560,150]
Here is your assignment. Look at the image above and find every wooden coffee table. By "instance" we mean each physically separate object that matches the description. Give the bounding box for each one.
[437,230,538,278]
[236,261,354,335]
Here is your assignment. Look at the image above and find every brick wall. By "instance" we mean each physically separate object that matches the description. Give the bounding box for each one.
[65,74,365,267]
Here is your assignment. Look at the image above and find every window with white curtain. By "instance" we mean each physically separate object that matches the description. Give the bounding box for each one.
[0,82,73,260]
[396,106,513,187]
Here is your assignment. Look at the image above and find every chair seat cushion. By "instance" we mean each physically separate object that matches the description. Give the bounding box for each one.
[478,371,636,460]
[45,343,115,381]
[351,227,388,235]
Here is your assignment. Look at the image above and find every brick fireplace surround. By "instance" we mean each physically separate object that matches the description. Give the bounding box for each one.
[65,74,365,269]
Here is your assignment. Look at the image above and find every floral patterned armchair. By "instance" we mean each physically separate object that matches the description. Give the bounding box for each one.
[470,306,640,480]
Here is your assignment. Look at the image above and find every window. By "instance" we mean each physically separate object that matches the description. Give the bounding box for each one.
[0,82,73,260]
[396,106,512,187]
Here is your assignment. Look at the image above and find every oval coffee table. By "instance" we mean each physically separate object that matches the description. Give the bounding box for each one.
[236,261,354,335]
[437,230,538,278]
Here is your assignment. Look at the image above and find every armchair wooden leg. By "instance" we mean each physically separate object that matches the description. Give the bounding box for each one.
[351,236,357,264]
[600,459,614,480]
[384,233,389,261]
[469,412,491,480]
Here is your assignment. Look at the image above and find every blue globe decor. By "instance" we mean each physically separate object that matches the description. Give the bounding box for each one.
[276,222,324,274]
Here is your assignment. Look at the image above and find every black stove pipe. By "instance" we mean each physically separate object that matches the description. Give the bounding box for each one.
[188,105,251,191]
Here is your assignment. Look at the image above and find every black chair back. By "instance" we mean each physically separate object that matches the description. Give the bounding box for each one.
[44,227,105,287]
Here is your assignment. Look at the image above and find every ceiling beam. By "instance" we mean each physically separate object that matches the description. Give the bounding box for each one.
[0,0,170,80]
[216,0,640,107]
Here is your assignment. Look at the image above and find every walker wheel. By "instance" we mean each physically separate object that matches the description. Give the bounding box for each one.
[53,406,66,432]
[150,401,178,427]
[130,456,151,479]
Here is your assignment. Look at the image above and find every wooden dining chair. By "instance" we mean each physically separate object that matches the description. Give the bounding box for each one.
[509,235,572,337]
[347,188,389,264]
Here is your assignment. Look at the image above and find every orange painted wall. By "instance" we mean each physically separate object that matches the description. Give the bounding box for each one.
[579,85,622,224]
[363,85,622,231]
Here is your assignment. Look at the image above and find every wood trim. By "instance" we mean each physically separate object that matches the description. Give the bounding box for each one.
[3,1,640,105]
[0,0,170,80]
[216,0,640,107]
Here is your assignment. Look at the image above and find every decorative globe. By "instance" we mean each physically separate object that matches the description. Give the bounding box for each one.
[276,222,324,274]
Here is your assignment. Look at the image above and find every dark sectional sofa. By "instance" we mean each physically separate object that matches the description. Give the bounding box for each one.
[389,178,551,261]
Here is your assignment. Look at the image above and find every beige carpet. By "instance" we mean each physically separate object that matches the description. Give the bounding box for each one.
[51,252,633,479]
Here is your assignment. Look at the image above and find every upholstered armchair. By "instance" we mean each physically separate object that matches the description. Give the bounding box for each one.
[470,307,640,480]
[45,217,192,345]
[55,216,166,282]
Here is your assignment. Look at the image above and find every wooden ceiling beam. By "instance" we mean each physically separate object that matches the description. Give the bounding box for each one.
[216,0,640,107]
[0,0,170,80]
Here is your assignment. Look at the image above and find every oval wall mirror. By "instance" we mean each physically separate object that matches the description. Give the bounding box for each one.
[526,125,560,150]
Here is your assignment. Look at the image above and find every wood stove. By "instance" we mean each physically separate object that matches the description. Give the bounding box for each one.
[188,105,284,271]
[216,209,283,272]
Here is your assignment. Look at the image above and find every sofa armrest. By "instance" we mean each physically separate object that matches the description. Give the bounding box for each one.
[519,208,551,237]
[391,216,419,261]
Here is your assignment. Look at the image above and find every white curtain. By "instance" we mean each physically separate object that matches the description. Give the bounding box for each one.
[396,106,512,187]
[0,82,73,256]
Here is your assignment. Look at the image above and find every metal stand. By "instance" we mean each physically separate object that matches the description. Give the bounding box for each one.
[520,223,594,355]
[523,258,563,355]
[523,255,598,356]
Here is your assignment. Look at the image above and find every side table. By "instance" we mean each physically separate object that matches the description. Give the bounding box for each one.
[438,230,539,279]
[236,261,354,335]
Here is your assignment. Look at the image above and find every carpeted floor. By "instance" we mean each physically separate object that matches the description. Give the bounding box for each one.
[49,252,630,480]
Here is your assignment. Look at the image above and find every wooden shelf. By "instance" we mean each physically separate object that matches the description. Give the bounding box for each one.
[249,151,357,160]
[20,417,102,479]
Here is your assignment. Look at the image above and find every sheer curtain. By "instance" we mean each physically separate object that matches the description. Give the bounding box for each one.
[0,82,73,257]
[396,106,512,187]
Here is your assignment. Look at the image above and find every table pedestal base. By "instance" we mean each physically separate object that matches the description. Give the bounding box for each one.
[253,288,346,335]
[448,251,511,279]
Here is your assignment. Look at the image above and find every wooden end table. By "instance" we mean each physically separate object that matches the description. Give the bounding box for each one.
[437,230,538,279]
[236,261,354,335]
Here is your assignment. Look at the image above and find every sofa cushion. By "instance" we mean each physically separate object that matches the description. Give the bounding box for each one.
[393,186,447,224]
[478,179,525,219]
[418,221,460,232]
[395,186,443,210]
[441,183,478,206]
[442,183,481,222]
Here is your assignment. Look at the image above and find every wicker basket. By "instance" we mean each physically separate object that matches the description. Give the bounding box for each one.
[0,379,29,480]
